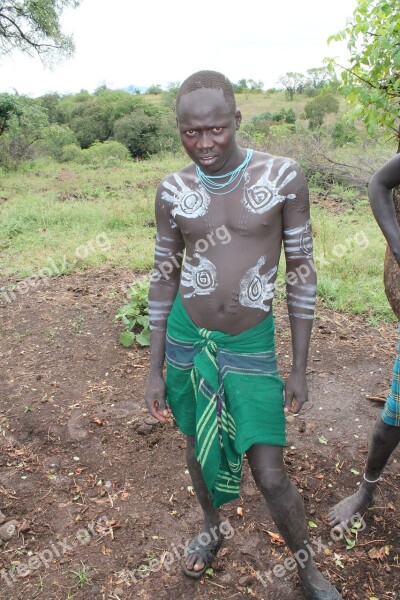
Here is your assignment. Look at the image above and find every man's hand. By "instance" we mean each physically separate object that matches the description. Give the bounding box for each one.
[284,370,308,415]
[144,374,172,423]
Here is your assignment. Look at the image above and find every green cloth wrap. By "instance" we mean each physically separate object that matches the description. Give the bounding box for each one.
[165,293,286,508]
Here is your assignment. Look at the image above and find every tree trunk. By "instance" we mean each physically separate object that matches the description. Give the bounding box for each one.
[384,186,400,319]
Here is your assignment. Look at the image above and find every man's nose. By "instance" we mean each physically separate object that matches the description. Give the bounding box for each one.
[196,131,214,150]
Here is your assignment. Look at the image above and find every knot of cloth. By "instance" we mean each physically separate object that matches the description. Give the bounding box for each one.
[194,328,218,355]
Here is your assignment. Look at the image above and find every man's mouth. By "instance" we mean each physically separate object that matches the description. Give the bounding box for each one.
[198,155,217,165]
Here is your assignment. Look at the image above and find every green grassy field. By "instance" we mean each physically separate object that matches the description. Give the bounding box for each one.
[0,154,394,322]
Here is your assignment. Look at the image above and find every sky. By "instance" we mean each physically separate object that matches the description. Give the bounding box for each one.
[0,0,358,98]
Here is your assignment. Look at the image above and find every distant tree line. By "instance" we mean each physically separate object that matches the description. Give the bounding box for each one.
[0,66,349,170]
[0,86,182,168]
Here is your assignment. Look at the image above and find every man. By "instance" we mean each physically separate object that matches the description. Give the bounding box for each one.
[145,70,342,599]
[329,153,400,530]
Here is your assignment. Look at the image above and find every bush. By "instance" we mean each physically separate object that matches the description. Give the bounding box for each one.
[146,85,163,95]
[61,140,131,165]
[113,109,179,158]
[61,143,85,162]
[114,279,150,347]
[269,123,296,140]
[304,94,340,129]
[331,120,357,147]
[37,125,78,160]
[85,140,131,164]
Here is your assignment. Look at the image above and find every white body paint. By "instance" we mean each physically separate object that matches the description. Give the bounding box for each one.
[287,283,316,320]
[181,254,218,299]
[149,299,174,331]
[242,158,297,214]
[239,257,277,312]
[154,234,174,259]
[283,220,313,259]
[162,174,210,218]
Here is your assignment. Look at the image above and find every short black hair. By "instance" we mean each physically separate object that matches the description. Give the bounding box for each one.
[176,70,236,113]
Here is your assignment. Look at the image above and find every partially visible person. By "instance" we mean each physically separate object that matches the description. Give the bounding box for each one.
[329,153,400,529]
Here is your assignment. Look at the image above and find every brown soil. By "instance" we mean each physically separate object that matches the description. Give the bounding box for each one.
[0,269,399,600]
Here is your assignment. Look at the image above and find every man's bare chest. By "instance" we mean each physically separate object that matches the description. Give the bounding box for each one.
[161,156,298,239]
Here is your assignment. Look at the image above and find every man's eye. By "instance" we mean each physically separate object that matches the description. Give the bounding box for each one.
[186,130,196,136]
[213,127,223,133]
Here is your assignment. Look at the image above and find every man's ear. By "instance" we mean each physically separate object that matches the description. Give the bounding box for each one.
[235,110,242,130]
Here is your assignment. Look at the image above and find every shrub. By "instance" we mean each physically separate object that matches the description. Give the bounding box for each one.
[146,85,163,94]
[304,94,340,129]
[113,109,179,158]
[114,279,150,347]
[37,125,78,160]
[61,143,85,162]
[331,120,357,147]
[85,140,131,165]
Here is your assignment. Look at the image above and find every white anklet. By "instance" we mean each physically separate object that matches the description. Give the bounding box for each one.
[363,473,381,484]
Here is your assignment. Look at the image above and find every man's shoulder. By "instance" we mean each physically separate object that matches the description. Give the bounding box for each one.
[160,163,195,186]
[250,149,299,170]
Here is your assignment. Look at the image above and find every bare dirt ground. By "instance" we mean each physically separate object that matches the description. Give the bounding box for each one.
[0,269,399,600]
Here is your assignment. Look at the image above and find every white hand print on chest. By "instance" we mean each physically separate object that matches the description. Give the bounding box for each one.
[181,254,218,299]
[162,174,210,219]
[239,257,277,312]
[242,158,297,214]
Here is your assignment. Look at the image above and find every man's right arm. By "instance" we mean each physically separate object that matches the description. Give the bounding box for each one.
[145,180,185,422]
[368,154,400,265]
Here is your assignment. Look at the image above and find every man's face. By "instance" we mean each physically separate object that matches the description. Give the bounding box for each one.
[176,88,241,175]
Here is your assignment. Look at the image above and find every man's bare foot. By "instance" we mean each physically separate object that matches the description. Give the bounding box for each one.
[299,567,343,599]
[182,521,224,579]
[328,481,376,533]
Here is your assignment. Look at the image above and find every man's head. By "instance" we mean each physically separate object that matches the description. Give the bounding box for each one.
[176,70,236,114]
[175,70,242,175]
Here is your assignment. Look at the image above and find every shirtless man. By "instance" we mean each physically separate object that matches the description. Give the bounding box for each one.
[329,153,400,530]
[145,70,342,599]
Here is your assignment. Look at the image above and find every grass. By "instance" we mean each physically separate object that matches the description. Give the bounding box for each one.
[0,153,187,278]
[274,199,395,322]
[68,562,90,587]
[0,152,395,322]
[311,205,394,320]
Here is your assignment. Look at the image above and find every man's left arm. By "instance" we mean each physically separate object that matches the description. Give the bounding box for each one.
[282,164,316,415]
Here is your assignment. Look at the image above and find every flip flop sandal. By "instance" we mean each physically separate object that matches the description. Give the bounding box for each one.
[302,582,344,600]
[181,533,223,580]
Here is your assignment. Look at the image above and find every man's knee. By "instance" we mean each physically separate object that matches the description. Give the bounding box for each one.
[374,418,400,445]
[251,466,288,496]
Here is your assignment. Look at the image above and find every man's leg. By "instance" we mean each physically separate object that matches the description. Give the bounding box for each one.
[329,417,400,528]
[183,435,223,574]
[247,444,342,599]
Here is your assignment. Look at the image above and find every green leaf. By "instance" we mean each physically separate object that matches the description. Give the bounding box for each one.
[136,315,149,327]
[205,567,214,576]
[351,519,362,531]
[345,537,356,550]
[135,330,150,347]
[350,468,359,475]
[308,520,318,528]
[318,435,328,445]
[119,331,136,348]
[335,558,344,568]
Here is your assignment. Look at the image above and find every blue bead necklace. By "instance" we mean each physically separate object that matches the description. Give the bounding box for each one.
[196,148,253,195]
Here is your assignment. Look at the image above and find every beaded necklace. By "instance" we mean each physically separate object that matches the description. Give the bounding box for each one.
[196,148,253,196]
